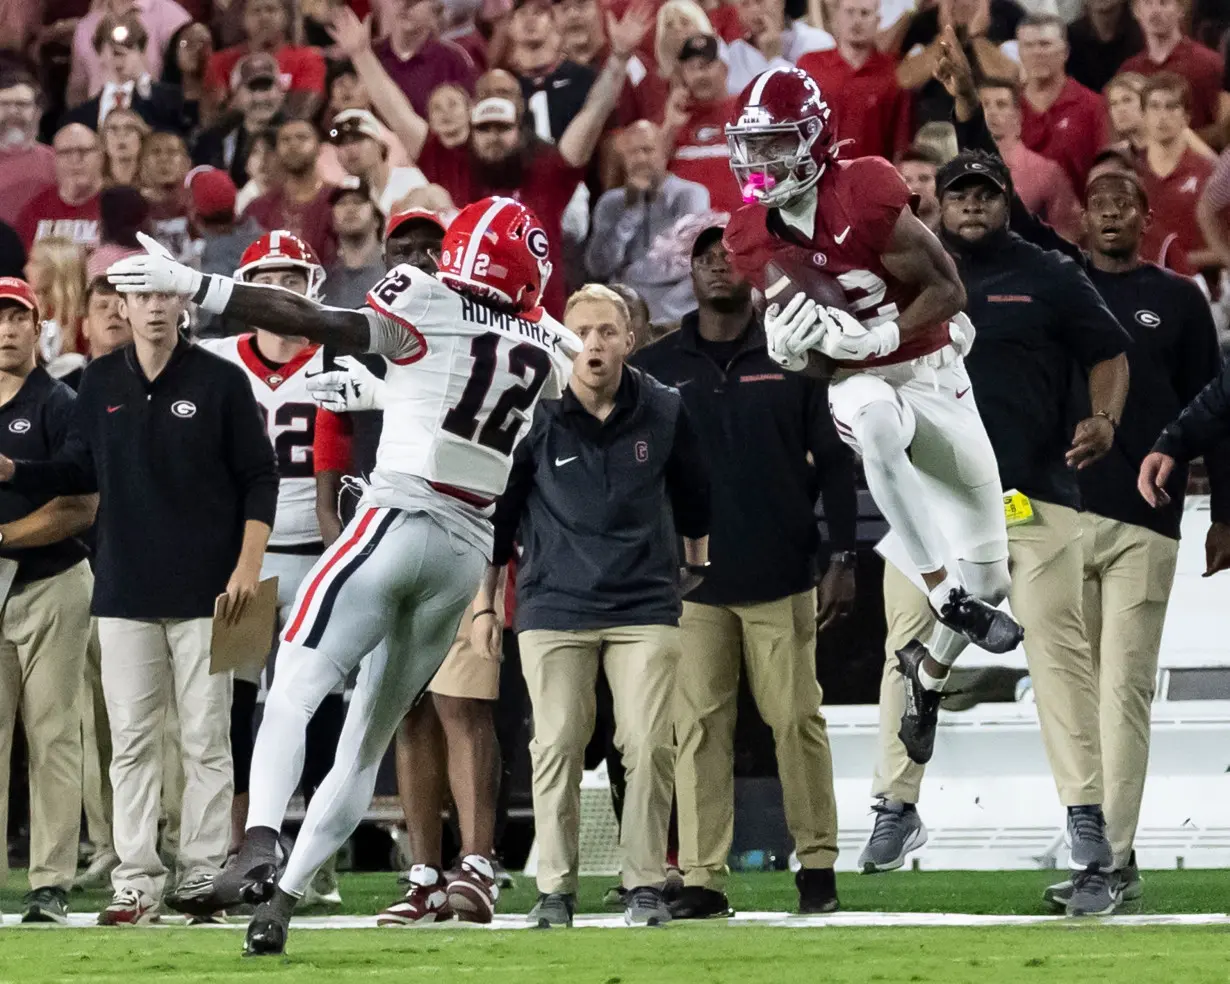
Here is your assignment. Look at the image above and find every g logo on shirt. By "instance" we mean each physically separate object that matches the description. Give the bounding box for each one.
[1135,310,1161,328]
[171,400,197,418]
[635,440,649,463]
[8,418,30,434]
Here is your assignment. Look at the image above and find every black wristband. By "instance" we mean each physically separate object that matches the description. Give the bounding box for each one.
[191,274,212,305]
[473,608,497,620]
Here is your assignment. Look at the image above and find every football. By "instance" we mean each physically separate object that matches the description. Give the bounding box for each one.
[763,257,854,379]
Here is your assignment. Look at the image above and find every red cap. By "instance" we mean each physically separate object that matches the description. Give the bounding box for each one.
[385,208,447,241]
[186,166,237,220]
[0,277,37,317]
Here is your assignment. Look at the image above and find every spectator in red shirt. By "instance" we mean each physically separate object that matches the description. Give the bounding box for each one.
[206,0,327,118]
[327,4,647,316]
[895,143,941,231]
[369,0,477,118]
[427,83,472,149]
[1016,14,1106,192]
[797,0,911,161]
[979,77,1081,240]
[1137,72,1216,269]
[1121,0,1228,139]
[0,71,56,229]
[660,35,742,214]
[243,117,337,263]
[16,124,104,250]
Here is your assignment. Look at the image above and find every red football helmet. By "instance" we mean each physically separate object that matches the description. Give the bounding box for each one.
[726,67,837,208]
[436,197,552,312]
[236,230,326,299]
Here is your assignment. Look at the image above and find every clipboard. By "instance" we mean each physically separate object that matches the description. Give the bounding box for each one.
[210,577,279,675]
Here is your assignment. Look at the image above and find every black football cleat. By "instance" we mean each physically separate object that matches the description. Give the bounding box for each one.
[896,641,942,765]
[172,828,288,918]
[931,585,1024,654]
[243,891,295,957]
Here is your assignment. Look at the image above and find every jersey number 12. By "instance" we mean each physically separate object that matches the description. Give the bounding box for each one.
[443,332,551,455]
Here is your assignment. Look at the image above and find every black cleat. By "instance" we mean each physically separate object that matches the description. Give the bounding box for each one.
[931,585,1023,654]
[170,828,288,918]
[243,890,296,957]
[796,868,839,914]
[668,886,734,920]
[896,641,942,765]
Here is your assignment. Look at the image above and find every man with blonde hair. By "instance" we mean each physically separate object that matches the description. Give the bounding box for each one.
[473,283,711,929]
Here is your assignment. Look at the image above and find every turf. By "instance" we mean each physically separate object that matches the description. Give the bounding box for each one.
[7,868,1228,918]
[2,924,1230,984]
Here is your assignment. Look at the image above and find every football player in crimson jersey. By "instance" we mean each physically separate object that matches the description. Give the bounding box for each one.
[723,66,1023,764]
[172,231,350,916]
[107,197,579,956]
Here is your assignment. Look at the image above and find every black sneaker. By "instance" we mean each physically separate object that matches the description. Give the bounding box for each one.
[22,886,69,925]
[931,585,1023,654]
[668,886,733,920]
[796,868,839,914]
[896,641,942,765]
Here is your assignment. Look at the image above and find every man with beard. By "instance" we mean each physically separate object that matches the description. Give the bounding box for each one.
[327,3,650,317]
[633,225,857,919]
[0,72,55,228]
[941,39,1230,908]
[192,53,287,189]
[245,117,336,263]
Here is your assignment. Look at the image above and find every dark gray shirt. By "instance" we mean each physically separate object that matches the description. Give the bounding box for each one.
[324,260,386,309]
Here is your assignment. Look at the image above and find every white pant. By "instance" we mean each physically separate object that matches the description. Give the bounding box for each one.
[98,617,233,899]
[828,352,1008,566]
[244,507,487,896]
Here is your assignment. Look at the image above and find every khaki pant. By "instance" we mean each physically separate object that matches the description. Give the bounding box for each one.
[520,624,679,894]
[98,617,232,899]
[875,501,1103,806]
[1082,512,1178,868]
[0,562,93,891]
[675,589,838,891]
[80,620,114,856]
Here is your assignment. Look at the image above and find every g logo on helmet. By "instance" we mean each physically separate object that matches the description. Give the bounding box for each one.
[171,400,197,418]
[8,418,30,434]
[526,227,549,261]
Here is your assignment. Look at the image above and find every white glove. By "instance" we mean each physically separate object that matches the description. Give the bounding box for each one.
[107,232,203,297]
[306,356,387,413]
[817,307,900,362]
[948,311,975,357]
[765,293,821,372]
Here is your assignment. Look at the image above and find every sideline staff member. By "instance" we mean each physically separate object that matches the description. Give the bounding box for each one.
[634,226,858,919]
[0,288,277,926]
[476,284,710,930]
[0,278,96,925]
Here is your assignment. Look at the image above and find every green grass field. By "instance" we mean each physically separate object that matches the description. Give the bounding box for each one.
[3,871,1228,984]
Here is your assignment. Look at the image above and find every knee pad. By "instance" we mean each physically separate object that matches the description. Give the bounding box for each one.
[851,399,913,461]
[958,557,1011,607]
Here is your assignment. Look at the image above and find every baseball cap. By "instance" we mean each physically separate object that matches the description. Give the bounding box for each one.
[936,156,1009,195]
[0,277,37,316]
[679,34,719,64]
[385,208,447,241]
[185,165,237,221]
[231,51,281,91]
[471,97,518,127]
[328,109,383,144]
[691,221,728,259]
[328,174,374,205]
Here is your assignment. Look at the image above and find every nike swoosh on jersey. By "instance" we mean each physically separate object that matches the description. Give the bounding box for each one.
[107,405,124,413]
[554,456,578,466]
[834,226,851,244]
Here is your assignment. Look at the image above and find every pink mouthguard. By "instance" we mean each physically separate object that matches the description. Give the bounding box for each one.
[741,172,776,204]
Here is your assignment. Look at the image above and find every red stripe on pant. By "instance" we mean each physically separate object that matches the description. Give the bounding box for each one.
[284,507,378,643]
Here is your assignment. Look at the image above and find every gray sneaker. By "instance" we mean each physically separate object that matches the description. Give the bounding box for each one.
[528,892,575,928]
[1066,868,1121,916]
[1044,852,1142,910]
[858,799,928,873]
[624,886,671,927]
[1067,806,1113,872]
[22,887,69,925]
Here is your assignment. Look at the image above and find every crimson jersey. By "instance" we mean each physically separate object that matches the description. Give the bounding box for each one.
[723,155,950,368]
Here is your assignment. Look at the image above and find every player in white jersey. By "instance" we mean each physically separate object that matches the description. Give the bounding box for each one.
[107,197,579,956]
[181,231,347,912]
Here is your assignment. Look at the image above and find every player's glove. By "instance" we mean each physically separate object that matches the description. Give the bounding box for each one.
[108,232,237,312]
[817,307,900,362]
[948,311,975,357]
[306,356,387,413]
[765,293,821,372]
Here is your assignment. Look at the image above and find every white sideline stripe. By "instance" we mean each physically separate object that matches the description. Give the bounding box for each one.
[15,912,1230,930]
